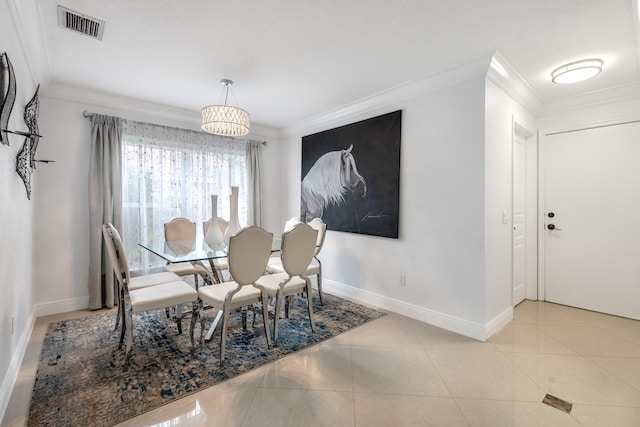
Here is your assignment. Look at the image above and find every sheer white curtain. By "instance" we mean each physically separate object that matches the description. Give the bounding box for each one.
[121,120,256,270]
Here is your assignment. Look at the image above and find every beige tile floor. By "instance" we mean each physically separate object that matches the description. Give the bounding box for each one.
[3,300,640,426]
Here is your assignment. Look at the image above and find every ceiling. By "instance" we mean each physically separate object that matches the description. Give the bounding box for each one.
[29,0,640,129]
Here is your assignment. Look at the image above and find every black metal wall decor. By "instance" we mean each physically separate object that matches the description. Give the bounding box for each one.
[301,110,402,238]
[25,84,40,168]
[1,49,47,199]
[16,85,41,200]
[16,137,32,198]
[0,52,17,146]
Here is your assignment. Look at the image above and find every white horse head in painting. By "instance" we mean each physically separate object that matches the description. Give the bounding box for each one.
[301,144,367,222]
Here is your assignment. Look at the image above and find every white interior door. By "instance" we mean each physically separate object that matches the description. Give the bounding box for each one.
[512,131,526,306]
[543,122,640,320]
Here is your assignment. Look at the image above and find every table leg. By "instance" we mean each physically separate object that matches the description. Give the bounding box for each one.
[205,309,223,341]
[208,259,223,283]
[192,262,217,286]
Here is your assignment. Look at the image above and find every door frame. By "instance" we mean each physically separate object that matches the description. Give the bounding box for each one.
[537,131,546,301]
[538,119,631,303]
[537,119,640,315]
[511,119,538,304]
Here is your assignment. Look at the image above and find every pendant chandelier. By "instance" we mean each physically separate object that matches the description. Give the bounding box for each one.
[201,79,250,136]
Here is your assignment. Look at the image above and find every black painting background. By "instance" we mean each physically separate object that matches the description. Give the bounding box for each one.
[301,110,401,238]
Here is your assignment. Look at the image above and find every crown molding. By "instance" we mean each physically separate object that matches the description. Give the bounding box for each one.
[6,0,51,86]
[538,81,640,117]
[283,52,495,138]
[486,51,543,116]
[41,81,280,138]
[42,81,200,122]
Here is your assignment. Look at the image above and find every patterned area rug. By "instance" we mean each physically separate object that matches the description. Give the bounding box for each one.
[27,291,385,426]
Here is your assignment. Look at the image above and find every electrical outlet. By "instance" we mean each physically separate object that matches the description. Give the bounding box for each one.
[399,274,406,286]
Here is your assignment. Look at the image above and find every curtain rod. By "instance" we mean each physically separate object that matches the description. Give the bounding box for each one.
[82,110,266,145]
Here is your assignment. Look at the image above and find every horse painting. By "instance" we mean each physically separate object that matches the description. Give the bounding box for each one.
[300,144,366,222]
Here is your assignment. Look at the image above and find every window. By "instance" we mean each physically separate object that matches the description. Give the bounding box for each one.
[121,120,250,271]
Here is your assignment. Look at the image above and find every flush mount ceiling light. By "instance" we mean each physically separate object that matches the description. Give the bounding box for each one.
[551,59,603,84]
[201,79,250,136]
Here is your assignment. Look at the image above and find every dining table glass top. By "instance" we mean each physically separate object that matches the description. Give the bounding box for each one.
[138,236,282,264]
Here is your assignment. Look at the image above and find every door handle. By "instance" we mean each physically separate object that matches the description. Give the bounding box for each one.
[547,224,562,231]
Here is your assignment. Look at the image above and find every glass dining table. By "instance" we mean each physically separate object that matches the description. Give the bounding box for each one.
[138,236,282,341]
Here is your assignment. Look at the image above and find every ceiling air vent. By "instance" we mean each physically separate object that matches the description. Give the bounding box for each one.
[57,5,105,40]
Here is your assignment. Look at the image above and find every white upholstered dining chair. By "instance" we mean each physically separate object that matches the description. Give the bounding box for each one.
[104,223,184,331]
[197,225,273,366]
[267,217,327,305]
[256,222,318,344]
[103,223,199,360]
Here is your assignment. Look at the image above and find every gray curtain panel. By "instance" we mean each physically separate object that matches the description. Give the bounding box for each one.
[246,140,263,226]
[88,114,123,310]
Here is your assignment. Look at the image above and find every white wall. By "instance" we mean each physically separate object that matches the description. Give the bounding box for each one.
[484,78,537,331]
[0,0,39,417]
[281,69,492,338]
[32,87,283,316]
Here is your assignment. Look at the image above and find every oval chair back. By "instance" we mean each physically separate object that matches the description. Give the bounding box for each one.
[103,222,131,288]
[228,225,273,285]
[281,223,318,277]
[164,217,196,242]
[163,217,199,285]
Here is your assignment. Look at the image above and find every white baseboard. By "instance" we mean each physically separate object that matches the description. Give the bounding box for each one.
[485,305,514,337]
[0,309,35,424]
[323,279,512,341]
[35,296,89,317]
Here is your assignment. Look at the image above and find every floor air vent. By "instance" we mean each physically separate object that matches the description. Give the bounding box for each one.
[542,393,573,414]
[57,5,105,40]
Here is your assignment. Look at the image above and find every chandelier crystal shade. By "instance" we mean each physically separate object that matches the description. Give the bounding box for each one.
[201,79,250,136]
